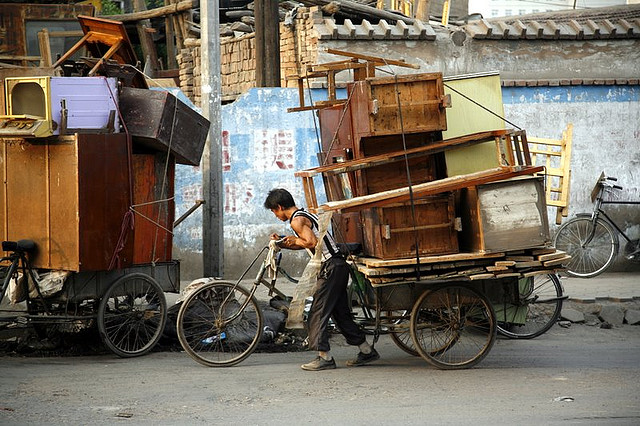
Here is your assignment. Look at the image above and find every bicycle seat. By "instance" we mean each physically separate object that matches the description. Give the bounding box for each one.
[2,239,37,253]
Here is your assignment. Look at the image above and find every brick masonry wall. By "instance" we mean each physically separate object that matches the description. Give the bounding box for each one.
[217,7,320,101]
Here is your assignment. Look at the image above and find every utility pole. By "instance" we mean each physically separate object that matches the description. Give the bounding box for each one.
[255,0,281,87]
[201,0,223,277]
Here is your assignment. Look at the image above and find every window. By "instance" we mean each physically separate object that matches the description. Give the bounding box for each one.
[26,20,85,61]
[491,9,499,16]
[505,9,512,16]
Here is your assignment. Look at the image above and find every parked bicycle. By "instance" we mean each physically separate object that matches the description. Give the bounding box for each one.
[554,173,640,278]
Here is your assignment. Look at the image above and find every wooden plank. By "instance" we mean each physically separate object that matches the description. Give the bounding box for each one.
[486,265,509,271]
[469,273,495,280]
[495,260,516,267]
[354,251,505,268]
[530,247,557,255]
[543,255,571,267]
[494,272,522,278]
[354,263,432,277]
[318,166,544,213]
[514,261,542,268]
[537,250,567,262]
[506,255,535,261]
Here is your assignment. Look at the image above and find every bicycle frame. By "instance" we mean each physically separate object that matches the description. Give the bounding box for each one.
[216,245,289,324]
[597,200,640,244]
[0,250,50,315]
[584,185,640,246]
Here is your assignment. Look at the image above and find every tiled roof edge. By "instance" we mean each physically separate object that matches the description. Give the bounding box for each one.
[501,78,640,87]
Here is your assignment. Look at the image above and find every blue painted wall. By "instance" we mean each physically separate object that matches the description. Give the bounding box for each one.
[174,85,640,278]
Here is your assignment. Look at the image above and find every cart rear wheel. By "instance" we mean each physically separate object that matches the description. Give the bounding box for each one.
[410,285,496,370]
[97,273,167,358]
[176,281,263,367]
[497,273,564,339]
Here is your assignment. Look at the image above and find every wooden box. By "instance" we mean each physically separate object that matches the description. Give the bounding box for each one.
[458,177,550,253]
[361,194,458,260]
[131,152,175,264]
[350,73,448,139]
[317,73,448,162]
[119,87,210,166]
[0,134,133,271]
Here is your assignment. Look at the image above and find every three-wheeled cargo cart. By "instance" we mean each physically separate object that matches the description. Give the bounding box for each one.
[1,239,180,357]
[174,242,566,369]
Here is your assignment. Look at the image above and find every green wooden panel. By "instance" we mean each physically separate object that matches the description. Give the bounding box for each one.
[442,73,506,177]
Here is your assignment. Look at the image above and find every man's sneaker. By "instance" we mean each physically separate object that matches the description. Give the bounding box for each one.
[301,356,336,371]
[346,348,380,367]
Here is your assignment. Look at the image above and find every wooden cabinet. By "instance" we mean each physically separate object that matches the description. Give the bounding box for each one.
[131,152,175,264]
[362,194,458,260]
[350,73,448,140]
[315,73,449,251]
[458,177,550,253]
[1,134,133,271]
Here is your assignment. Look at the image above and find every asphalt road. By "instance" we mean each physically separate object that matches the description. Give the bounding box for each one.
[1,323,639,425]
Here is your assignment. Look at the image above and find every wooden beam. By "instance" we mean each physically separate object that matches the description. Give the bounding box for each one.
[103,0,198,22]
[317,166,544,213]
[295,130,510,177]
[134,0,159,73]
[326,48,419,69]
[38,29,52,67]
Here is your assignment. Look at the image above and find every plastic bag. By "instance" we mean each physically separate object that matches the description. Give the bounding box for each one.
[285,211,333,329]
[5,270,68,304]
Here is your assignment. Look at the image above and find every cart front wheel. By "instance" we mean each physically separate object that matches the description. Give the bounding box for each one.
[388,310,419,357]
[410,284,496,370]
[97,273,167,358]
[176,281,263,367]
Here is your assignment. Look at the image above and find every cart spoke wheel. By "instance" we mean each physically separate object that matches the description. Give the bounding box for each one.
[410,285,496,370]
[388,310,419,357]
[176,282,263,367]
[497,273,564,339]
[97,273,167,358]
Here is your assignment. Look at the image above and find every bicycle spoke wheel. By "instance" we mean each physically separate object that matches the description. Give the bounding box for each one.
[410,285,496,370]
[497,274,564,339]
[97,273,167,358]
[554,217,618,278]
[176,282,263,367]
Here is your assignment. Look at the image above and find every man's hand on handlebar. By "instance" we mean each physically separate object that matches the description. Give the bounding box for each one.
[270,234,298,249]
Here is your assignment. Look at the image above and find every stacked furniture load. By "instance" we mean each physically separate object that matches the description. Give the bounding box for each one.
[0,16,209,271]
[289,50,556,266]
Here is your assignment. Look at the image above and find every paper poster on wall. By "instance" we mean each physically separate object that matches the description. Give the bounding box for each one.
[253,129,295,171]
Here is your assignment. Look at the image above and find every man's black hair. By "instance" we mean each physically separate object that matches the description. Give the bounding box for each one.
[264,188,296,210]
